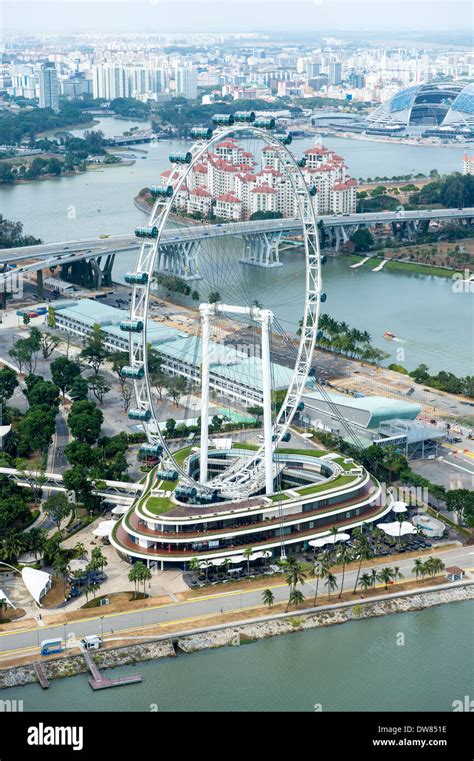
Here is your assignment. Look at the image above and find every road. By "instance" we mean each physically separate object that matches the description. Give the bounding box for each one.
[1,207,472,281]
[0,544,472,662]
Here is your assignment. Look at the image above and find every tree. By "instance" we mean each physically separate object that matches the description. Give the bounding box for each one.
[68,399,103,444]
[446,489,473,524]
[43,492,72,532]
[0,530,25,562]
[165,418,176,438]
[358,573,372,592]
[0,366,18,405]
[166,375,187,407]
[91,546,108,574]
[352,528,373,594]
[25,378,60,409]
[287,587,305,611]
[243,546,254,577]
[262,588,275,608]
[284,556,307,611]
[80,323,109,375]
[150,369,168,400]
[337,544,352,598]
[120,383,133,413]
[50,356,81,396]
[18,407,56,453]
[9,339,34,374]
[310,558,329,606]
[350,228,373,252]
[62,464,94,507]
[87,374,110,404]
[39,332,59,361]
[323,570,338,600]
[377,567,394,589]
[69,375,89,401]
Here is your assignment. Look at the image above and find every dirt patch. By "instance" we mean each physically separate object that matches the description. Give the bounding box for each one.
[42,577,69,609]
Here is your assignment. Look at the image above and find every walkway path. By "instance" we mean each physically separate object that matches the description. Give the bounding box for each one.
[350,256,370,268]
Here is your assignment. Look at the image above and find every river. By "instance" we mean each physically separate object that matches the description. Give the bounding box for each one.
[2,601,472,712]
[0,117,471,374]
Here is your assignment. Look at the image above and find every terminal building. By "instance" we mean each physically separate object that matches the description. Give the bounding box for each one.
[110,444,393,569]
[299,389,444,459]
[49,298,298,406]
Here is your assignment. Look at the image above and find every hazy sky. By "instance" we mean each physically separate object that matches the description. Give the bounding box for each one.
[1,0,472,35]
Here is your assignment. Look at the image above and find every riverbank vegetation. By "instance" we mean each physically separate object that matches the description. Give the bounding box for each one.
[299,312,389,363]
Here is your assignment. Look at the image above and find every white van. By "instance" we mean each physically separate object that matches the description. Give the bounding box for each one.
[80,635,102,651]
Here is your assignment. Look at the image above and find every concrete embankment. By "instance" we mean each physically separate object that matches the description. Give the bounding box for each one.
[1,583,473,689]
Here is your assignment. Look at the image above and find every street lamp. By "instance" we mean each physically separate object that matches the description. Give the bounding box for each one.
[100,615,104,640]
[63,623,68,650]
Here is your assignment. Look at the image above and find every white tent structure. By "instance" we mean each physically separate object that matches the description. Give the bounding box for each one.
[376,521,415,537]
[111,505,128,516]
[392,501,408,513]
[92,520,116,538]
[308,532,350,549]
[21,567,52,605]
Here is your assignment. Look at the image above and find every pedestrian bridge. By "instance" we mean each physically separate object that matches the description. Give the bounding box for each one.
[0,467,142,504]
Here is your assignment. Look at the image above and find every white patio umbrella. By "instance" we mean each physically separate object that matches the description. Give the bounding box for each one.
[111,505,128,516]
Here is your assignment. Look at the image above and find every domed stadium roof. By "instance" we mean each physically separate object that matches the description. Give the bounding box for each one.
[442,82,474,127]
[368,82,469,127]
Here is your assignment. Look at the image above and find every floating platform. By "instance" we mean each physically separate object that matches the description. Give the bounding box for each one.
[83,652,143,691]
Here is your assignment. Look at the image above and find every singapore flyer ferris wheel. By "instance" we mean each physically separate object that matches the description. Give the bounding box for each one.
[122,113,324,501]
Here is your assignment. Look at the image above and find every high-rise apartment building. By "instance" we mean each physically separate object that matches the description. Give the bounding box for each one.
[328,62,342,85]
[38,62,59,112]
[174,65,198,99]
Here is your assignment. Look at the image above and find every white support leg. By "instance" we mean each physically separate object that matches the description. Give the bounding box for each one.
[199,305,211,484]
[261,310,274,495]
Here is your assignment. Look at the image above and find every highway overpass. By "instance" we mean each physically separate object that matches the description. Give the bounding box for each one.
[0,207,472,287]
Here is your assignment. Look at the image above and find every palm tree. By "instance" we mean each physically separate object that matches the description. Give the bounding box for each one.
[188,556,200,575]
[310,558,329,606]
[1,531,25,563]
[324,571,338,600]
[27,528,47,560]
[358,573,372,592]
[352,531,373,594]
[337,543,352,599]
[284,557,307,590]
[262,549,271,569]
[140,565,152,596]
[73,542,87,559]
[288,588,305,610]
[370,568,378,588]
[377,567,394,590]
[392,566,404,584]
[221,557,231,579]
[243,547,254,577]
[128,564,140,599]
[262,588,275,608]
[328,526,339,561]
[202,559,212,582]
[412,558,425,580]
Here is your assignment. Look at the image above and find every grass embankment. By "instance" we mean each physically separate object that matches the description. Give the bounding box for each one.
[346,254,463,277]
[146,496,175,514]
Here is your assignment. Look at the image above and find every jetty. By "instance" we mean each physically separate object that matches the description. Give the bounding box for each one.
[33,661,49,689]
[350,256,370,268]
[372,259,389,272]
[83,652,143,691]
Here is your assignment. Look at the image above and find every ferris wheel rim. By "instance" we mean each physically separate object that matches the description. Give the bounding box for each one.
[128,123,322,497]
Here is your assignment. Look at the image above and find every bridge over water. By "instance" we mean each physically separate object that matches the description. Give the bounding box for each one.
[0,207,472,289]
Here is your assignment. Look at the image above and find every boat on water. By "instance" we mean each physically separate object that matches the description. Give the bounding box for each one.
[383,331,396,340]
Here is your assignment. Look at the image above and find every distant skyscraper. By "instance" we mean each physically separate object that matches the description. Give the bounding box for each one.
[38,63,59,112]
[306,62,321,79]
[174,66,198,99]
[328,62,342,86]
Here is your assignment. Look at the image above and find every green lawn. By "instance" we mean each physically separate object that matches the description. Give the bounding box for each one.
[146,495,175,514]
[268,493,290,502]
[157,479,178,492]
[172,446,194,466]
[296,474,355,496]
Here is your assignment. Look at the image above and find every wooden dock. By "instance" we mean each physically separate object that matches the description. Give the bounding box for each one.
[34,662,49,689]
[83,652,143,691]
